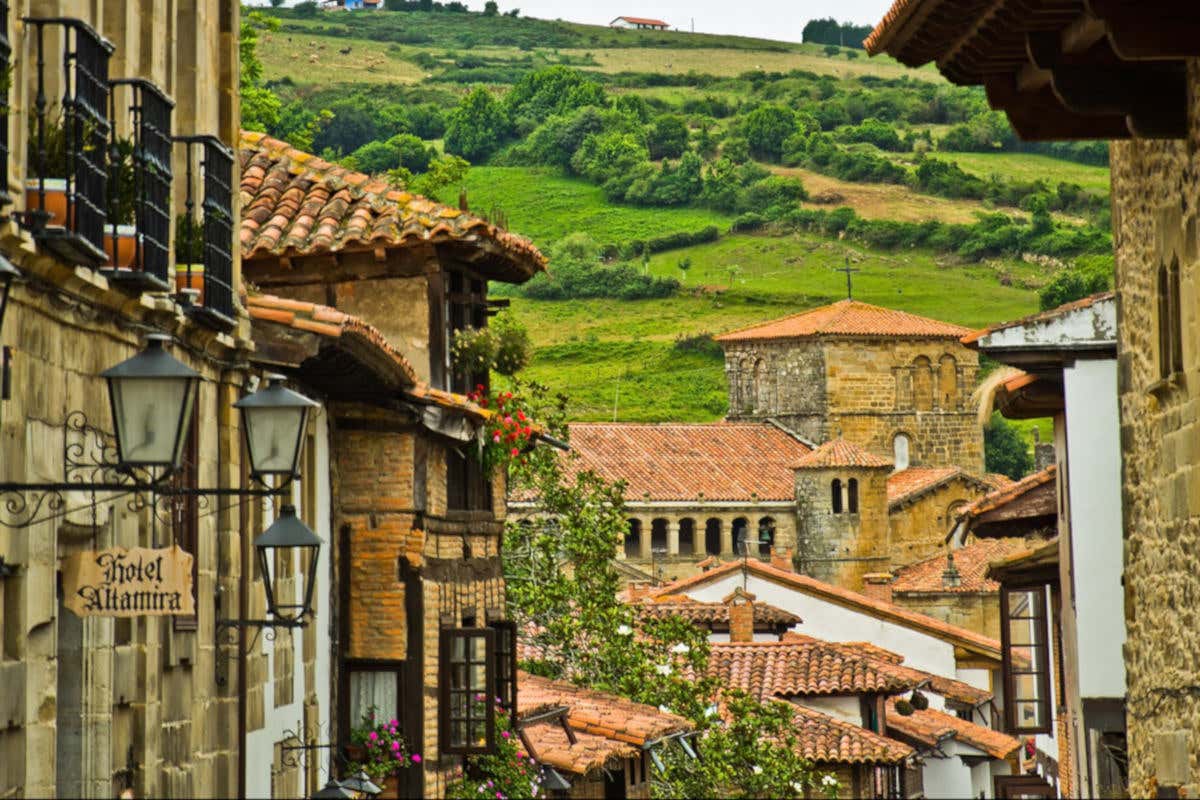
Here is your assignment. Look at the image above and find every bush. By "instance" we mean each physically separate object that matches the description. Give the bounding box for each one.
[1038,255,1113,310]
[985,413,1033,480]
[833,118,905,152]
[647,114,690,160]
[445,86,512,162]
[741,104,798,162]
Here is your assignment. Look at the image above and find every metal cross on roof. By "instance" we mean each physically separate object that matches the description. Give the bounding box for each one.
[836,258,861,300]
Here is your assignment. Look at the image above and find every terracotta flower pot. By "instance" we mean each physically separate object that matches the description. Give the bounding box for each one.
[104,224,139,269]
[175,263,204,303]
[24,178,69,226]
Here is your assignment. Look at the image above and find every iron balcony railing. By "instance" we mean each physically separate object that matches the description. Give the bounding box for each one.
[22,17,113,266]
[175,135,236,328]
[106,78,174,291]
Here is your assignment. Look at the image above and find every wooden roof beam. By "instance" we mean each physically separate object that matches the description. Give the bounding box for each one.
[986,79,1131,140]
[1087,0,1200,60]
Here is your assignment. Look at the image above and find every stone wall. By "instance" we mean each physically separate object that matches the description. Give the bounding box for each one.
[723,340,828,443]
[795,467,891,590]
[887,478,986,568]
[891,592,999,640]
[1110,59,1200,796]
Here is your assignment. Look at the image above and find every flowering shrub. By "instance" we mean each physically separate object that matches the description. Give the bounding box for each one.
[468,385,536,475]
[449,313,531,380]
[347,709,419,782]
[446,697,543,800]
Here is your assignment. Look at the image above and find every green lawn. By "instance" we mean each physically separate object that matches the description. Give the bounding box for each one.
[443,167,730,249]
[913,152,1111,194]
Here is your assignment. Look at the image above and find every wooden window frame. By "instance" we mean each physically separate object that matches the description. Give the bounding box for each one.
[445,270,489,394]
[447,446,492,512]
[488,617,518,728]
[439,627,496,755]
[172,403,200,631]
[1000,583,1054,735]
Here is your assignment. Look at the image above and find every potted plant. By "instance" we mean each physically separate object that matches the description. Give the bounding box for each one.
[174,213,205,300]
[104,136,139,269]
[345,709,419,798]
[24,110,72,228]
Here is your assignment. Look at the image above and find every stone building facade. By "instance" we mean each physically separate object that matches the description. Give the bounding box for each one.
[717,300,984,472]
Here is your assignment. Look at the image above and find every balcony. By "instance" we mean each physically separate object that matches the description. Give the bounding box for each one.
[174,136,236,329]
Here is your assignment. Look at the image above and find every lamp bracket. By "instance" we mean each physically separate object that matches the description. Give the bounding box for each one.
[214,617,306,687]
[0,411,293,529]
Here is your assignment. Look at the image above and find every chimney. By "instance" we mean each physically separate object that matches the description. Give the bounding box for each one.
[770,547,794,573]
[723,587,756,643]
[942,552,961,589]
[862,573,894,604]
[627,581,654,601]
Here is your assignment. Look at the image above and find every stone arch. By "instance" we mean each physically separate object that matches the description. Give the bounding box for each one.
[757,516,776,557]
[751,357,767,413]
[847,478,859,514]
[732,517,750,555]
[892,431,912,472]
[624,519,641,558]
[938,354,959,409]
[831,479,843,514]
[651,518,670,554]
[679,518,696,556]
[704,518,722,555]
[912,356,933,411]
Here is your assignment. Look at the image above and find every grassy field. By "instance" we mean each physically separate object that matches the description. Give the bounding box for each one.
[775,167,989,224]
[933,152,1111,193]
[259,30,427,84]
[442,167,729,248]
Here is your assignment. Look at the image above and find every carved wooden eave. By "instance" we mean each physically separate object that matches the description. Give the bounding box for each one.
[870,0,1200,140]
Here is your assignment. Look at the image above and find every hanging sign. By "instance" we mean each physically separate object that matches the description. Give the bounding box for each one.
[62,545,195,617]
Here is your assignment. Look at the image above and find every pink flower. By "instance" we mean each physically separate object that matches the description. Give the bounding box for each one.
[411,753,422,763]
[368,731,379,742]
[391,740,401,752]
[504,415,513,425]
[493,433,501,443]
[501,730,510,739]
[390,719,398,727]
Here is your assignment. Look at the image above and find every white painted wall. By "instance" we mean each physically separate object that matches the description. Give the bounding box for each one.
[796,695,862,725]
[246,409,334,798]
[920,745,975,799]
[678,572,960,675]
[1062,358,1125,698]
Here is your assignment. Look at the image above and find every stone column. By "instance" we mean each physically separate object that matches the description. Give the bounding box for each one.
[722,516,735,555]
[668,521,680,556]
[640,517,652,560]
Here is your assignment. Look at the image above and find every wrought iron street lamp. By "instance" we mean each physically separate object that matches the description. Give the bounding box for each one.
[255,504,321,625]
[310,780,356,800]
[101,333,200,472]
[339,771,382,797]
[236,374,318,480]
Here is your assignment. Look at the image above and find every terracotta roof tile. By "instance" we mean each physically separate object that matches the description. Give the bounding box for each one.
[886,701,1021,759]
[638,598,802,627]
[887,466,995,508]
[777,702,913,764]
[704,637,925,699]
[534,422,812,502]
[650,559,1002,660]
[519,720,636,776]
[961,291,1116,345]
[716,300,971,343]
[517,673,691,747]
[959,466,1057,520]
[614,16,669,26]
[822,640,993,706]
[892,538,1034,594]
[794,438,892,470]
[239,131,545,281]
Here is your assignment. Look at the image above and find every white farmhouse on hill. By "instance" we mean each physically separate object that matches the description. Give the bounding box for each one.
[610,15,669,30]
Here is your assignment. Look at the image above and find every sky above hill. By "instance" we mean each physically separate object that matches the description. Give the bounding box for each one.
[460,0,895,43]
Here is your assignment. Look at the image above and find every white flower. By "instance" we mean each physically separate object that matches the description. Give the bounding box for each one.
[617,624,633,636]
[821,775,839,787]
[791,782,805,793]
[655,663,673,676]
[752,765,763,775]
[658,704,672,714]
[670,642,690,654]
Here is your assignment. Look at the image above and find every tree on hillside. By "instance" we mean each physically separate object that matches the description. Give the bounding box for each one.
[445,86,511,162]
[1038,256,1113,310]
[483,0,499,15]
[504,66,606,126]
[239,11,282,133]
[647,114,690,160]
[984,413,1033,480]
[802,17,872,49]
[741,105,798,162]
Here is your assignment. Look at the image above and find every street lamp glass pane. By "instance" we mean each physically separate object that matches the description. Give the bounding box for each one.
[243,406,304,475]
[111,376,194,466]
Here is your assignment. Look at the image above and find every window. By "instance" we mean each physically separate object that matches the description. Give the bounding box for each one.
[757,517,775,558]
[489,619,517,728]
[1158,257,1183,380]
[439,627,495,754]
[938,354,958,409]
[678,519,695,556]
[1001,585,1053,734]
[731,517,749,555]
[445,270,488,394]
[447,447,491,512]
[704,519,721,555]
[892,433,910,472]
[625,520,642,558]
[650,518,669,554]
[831,479,843,514]
[348,668,399,728]
[912,356,933,412]
[847,478,859,514]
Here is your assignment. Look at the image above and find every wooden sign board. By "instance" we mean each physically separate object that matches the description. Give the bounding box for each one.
[63,546,195,617]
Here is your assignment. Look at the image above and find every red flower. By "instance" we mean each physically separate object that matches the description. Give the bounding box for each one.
[510,447,519,457]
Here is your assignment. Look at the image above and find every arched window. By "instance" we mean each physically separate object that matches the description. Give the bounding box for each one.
[831,479,843,514]
[732,517,749,555]
[893,433,910,472]
[848,479,859,514]
[912,356,933,412]
[938,354,958,409]
[678,518,695,556]
[651,518,669,554]
[741,356,757,414]
[757,517,776,557]
[624,520,641,558]
[705,519,722,555]
[752,358,767,412]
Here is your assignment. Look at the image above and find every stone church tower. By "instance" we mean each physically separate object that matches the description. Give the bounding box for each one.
[716,300,984,472]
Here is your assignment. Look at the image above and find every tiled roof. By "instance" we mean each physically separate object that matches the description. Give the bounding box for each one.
[780,702,913,765]
[793,438,892,470]
[886,700,1021,760]
[959,466,1057,520]
[638,598,802,627]
[961,292,1116,345]
[519,720,636,776]
[887,466,995,509]
[550,422,811,502]
[650,559,1002,660]
[985,538,1060,583]
[517,672,691,747]
[615,15,668,25]
[864,0,929,54]
[704,637,926,699]
[891,538,1034,594]
[239,131,545,281]
[247,293,418,386]
[826,641,993,706]
[716,300,971,343]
